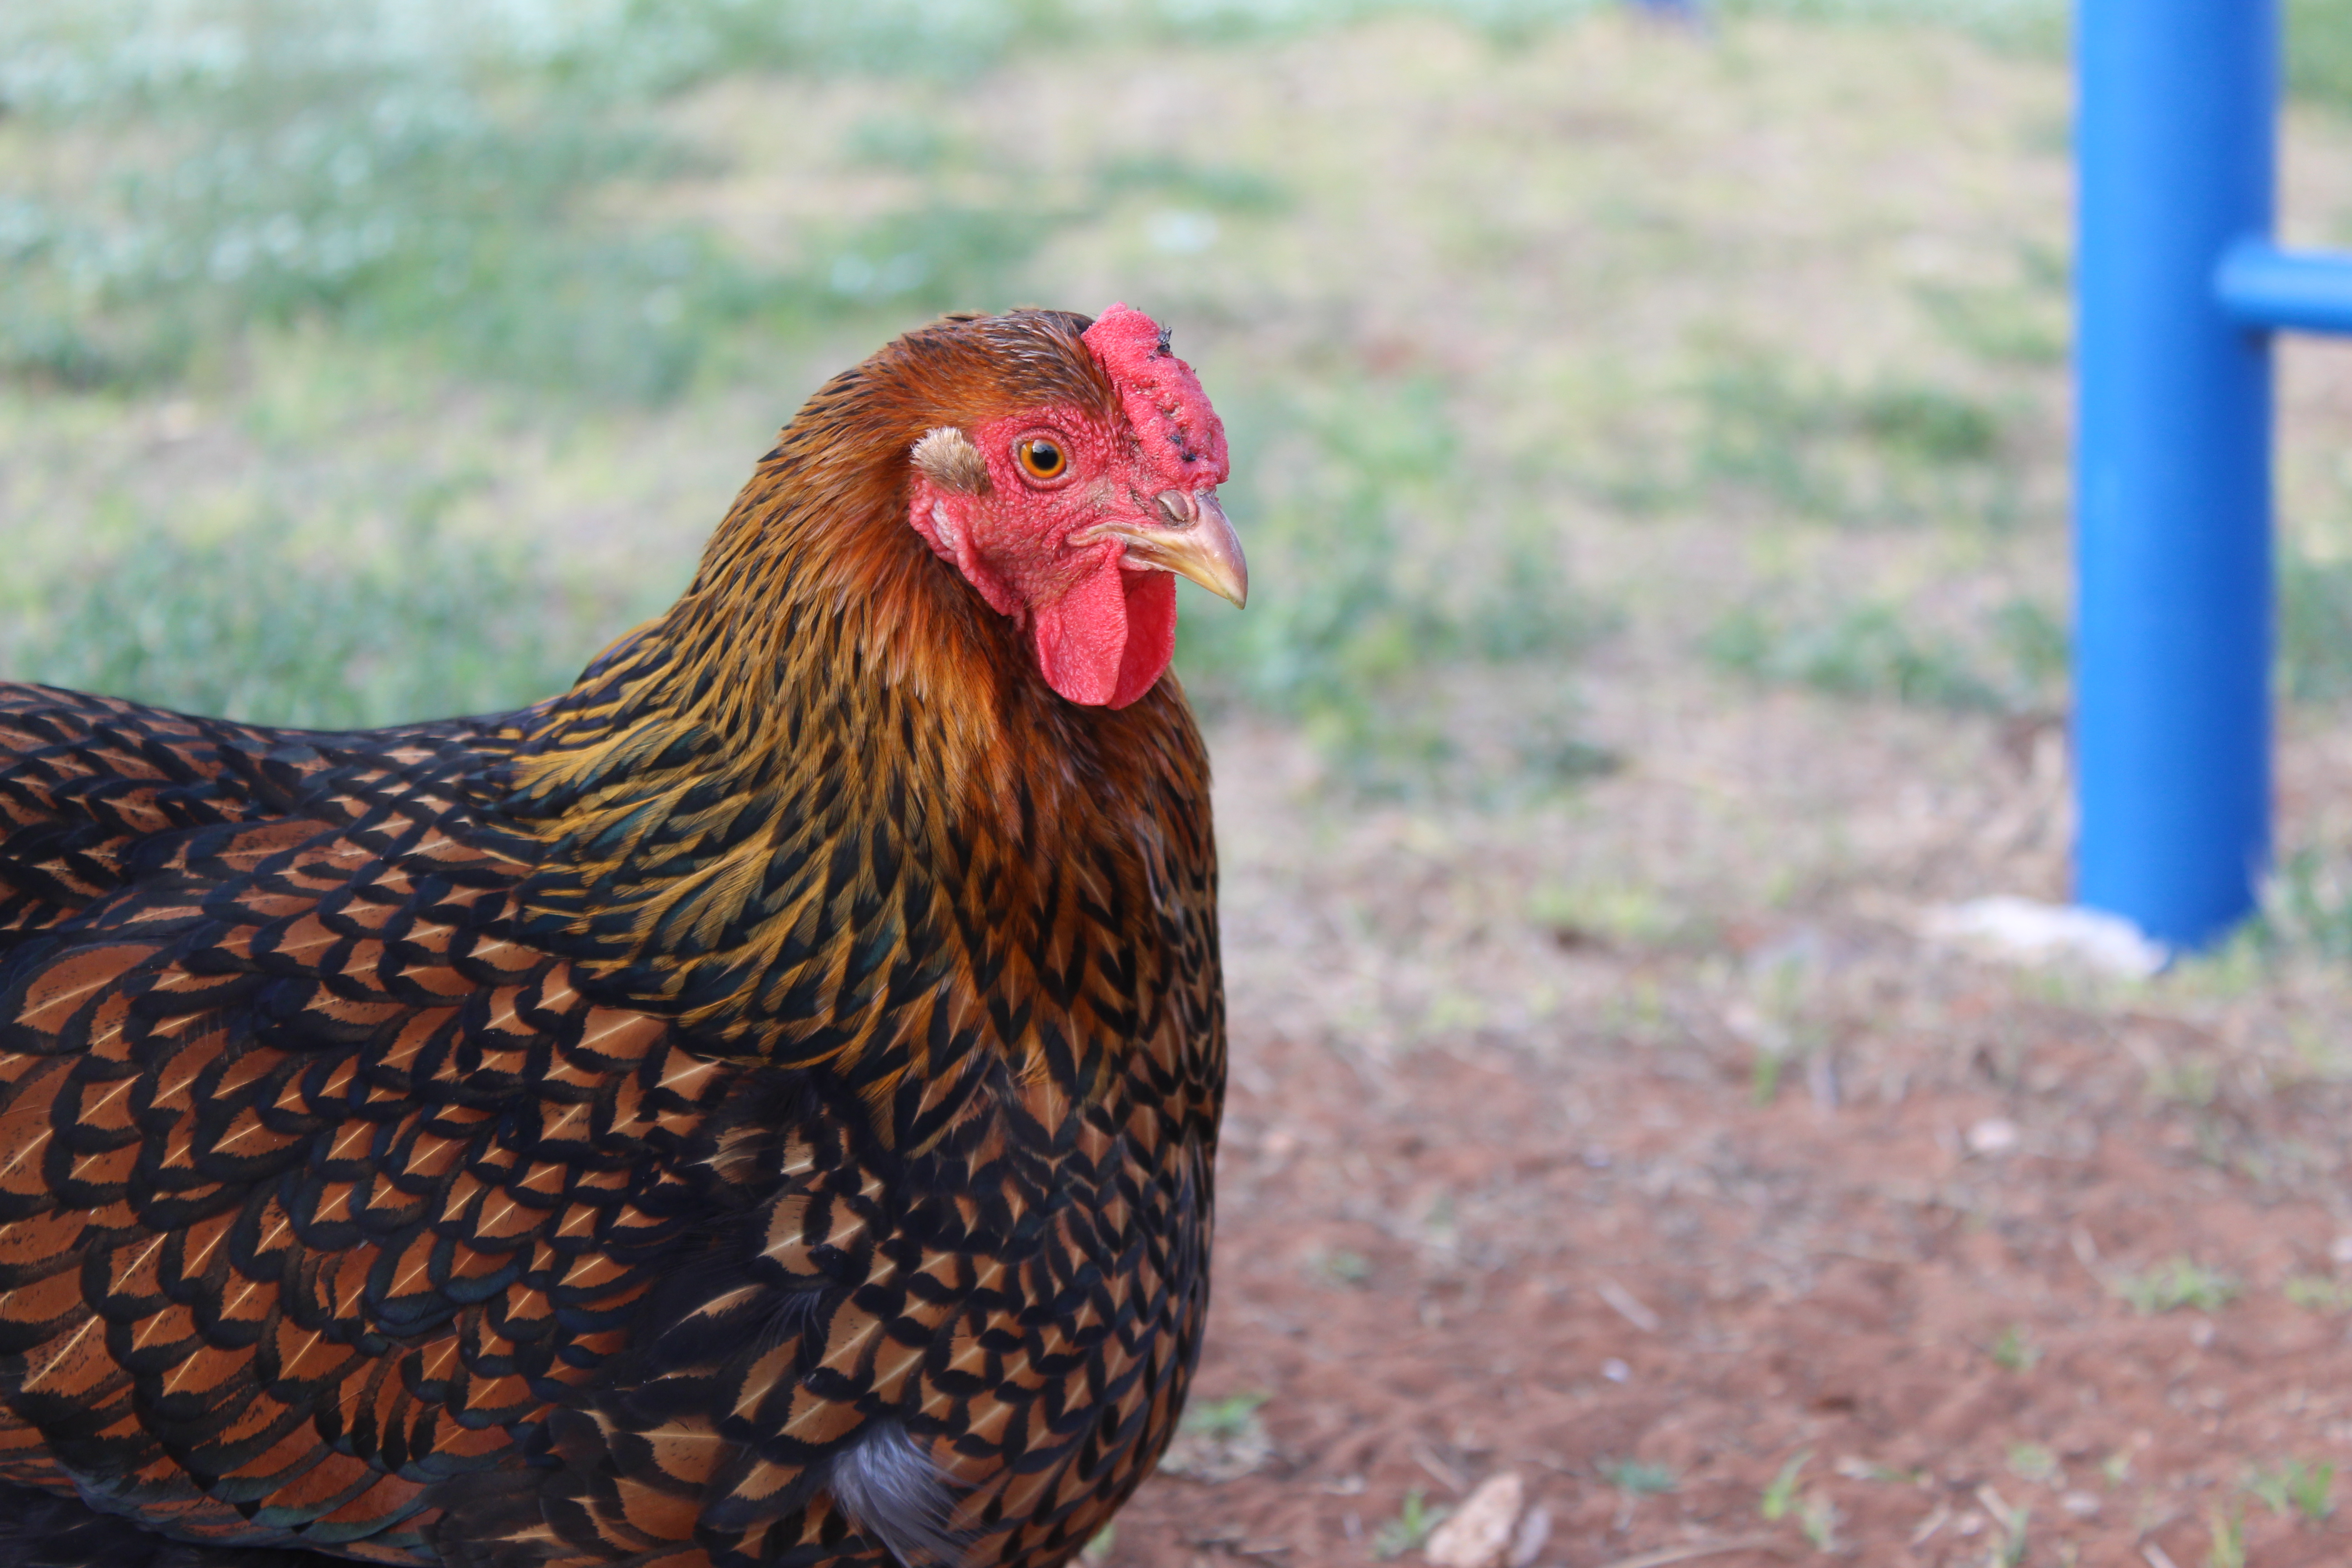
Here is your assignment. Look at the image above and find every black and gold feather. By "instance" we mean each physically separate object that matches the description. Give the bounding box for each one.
[0,310,1225,1568]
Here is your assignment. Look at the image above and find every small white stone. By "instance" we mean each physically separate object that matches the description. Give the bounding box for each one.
[1965,1117,2021,1156]
[1601,1358,1631,1383]
[1424,1472,1526,1568]
[2061,1490,2102,1519]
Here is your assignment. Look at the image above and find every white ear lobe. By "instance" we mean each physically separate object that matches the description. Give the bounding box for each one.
[929,500,959,552]
[911,426,990,495]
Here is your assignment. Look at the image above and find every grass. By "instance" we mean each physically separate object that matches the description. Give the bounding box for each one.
[1527,880,1688,949]
[17,0,2315,780]
[2005,1442,2058,1485]
[1310,1248,1373,1287]
[1758,1448,1812,1521]
[2115,1258,2242,1316]
[2292,0,2352,111]
[2207,1502,2247,1568]
[1705,593,2069,714]
[1914,276,2066,367]
[1605,338,2027,534]
[0,502,634,727]
[5,7,759,400]
[2283,1274,2352,1313]
[1371,1488,1451,1560]
[1176,1391,1269,1441]
[0,0,2087,401]
[1172,376,1609,792]
[0,1,1314,404]
[1710,534,2352,723]
[2248,849,2352,966]
[1989,1323,2042,1372]
[1797,1491,1841,1553]
[1707,600,2000,711]
[1598,1458,1679,1495]
[1686,348,2014,529]
[0,2,2344,784]
[1157,1389,1273,1485]
[2278,547,2352,704]
[2,0,1627,784]
[2245,1458,2335,1523]
[1755,1449,1838,1554]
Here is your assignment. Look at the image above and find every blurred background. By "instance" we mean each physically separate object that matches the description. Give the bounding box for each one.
[0,0,2097,760]
[0,0,2347,783]
[18,3,2352,1563]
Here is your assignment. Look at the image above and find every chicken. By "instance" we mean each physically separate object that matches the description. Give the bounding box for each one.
[0,305,1245,1568]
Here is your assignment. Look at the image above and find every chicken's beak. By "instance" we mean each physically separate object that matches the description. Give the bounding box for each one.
[1086,489,1250,608]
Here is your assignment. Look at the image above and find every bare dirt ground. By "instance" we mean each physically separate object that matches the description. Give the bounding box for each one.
[1112,658,2352,1568]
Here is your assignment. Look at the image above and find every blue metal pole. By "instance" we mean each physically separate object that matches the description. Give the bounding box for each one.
[2217,240,2352,335]
[2076,0,2278,947]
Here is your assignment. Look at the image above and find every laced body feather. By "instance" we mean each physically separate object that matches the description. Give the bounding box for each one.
[0,310,1225,1568]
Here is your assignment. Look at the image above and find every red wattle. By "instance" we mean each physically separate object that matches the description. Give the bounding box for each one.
[1110,570,1177,709]
[1031,564,1179,709]
[1032,564,1129,707]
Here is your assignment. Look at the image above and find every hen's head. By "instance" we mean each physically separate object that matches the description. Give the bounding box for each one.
[896,304,1245,709]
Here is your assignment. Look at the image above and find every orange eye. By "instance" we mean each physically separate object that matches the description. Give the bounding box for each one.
[1017,438,1068,481]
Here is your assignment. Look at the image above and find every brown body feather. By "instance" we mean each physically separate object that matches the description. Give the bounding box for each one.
[0,311,1225,1568]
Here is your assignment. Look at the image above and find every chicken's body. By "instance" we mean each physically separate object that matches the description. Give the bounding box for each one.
[0,309,1234,1568]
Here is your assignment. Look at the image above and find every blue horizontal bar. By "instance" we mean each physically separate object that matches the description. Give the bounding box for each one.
[2215,239,2352,334]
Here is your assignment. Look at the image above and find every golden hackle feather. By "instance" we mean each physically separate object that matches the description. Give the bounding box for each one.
[0,310,1225,1568]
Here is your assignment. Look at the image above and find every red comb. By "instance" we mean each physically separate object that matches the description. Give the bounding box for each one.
[1082,304,1229,488]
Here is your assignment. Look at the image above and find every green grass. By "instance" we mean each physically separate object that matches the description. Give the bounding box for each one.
[1988,1323,2042,1372]
[2006,1442,2058,1484]
[1652,344,2021,531]
[35,0,2342,773]
[2116,1257,2242,1316]
[1759,1448,1812,1521]
[2292,0,2352,111]
[1599,1458,1679,1495]
[1915,278,2067,367]
[0,502,639,728]
[1371,1489,1451,1560]
[2284,1274,2352,1313]
[0,0,2108,407]
[2208,1502,2248,1568]
[1,7,759,399]
[0,0,1323,402]
[2246,1458,2336,1523]
[2279,548,2352,704]
[1,2,1620,775]
[1310,1248,1374,1287]
[2247,848,2352,965]
[1176,1391,1270,1441]
[1176,376,1608,792]
[1707,549,2352,722]
[1704,594,2063,714]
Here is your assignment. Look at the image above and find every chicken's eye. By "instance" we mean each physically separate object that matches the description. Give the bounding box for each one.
[1017,439,1068,481]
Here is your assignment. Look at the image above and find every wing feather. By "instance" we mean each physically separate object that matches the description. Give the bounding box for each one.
[0,659,1223,1568]
[0,687,747,1561]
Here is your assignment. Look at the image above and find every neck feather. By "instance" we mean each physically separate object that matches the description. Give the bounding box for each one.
[487,358,1215,1119]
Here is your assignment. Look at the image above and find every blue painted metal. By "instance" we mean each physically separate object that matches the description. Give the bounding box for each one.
[2216,239,2352,334]
[2075,0,2279,947]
